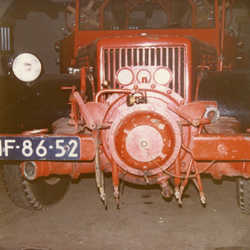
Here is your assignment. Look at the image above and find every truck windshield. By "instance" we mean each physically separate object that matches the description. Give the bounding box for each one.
[79,0,215,30]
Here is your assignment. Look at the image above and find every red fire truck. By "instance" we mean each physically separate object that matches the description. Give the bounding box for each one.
[1,0,250,213]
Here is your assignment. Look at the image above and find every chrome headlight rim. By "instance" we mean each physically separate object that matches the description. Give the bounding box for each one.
[12,53,42,82]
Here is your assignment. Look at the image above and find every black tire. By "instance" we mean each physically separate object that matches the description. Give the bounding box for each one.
[236,177,250,214]
[2,164,70,210]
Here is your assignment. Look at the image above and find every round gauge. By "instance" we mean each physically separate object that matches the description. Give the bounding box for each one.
[12,53,42,82]
[137,69,151,83]
[154,67,172,85]
[117,68,134,86]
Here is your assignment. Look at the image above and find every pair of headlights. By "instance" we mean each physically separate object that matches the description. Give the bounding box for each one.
[11,53,42,82]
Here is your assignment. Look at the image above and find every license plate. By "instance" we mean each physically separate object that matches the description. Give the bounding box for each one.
[0,136,80,161]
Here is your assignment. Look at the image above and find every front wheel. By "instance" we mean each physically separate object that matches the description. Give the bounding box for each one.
[2,164,70,210]
[236,177,250,214]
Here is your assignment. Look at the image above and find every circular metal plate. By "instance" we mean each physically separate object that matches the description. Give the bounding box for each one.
[109,106,181,176]
[126,125,163,162]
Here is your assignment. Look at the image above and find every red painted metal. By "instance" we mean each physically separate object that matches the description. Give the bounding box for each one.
[221,0,226,56]
[192,134,250,161]
[187,0,196,27]
[195,161,250,180]
[72,0,221,69]
[2,0,248,207]
[73,91,96,129]
[168,101,216,126]
[80,67,86,94]
[99,83,193,184]
[21,161,96,179]
[95,35,217,102]
[109,109,181,176]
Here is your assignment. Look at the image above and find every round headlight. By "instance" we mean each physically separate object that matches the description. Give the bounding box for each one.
[154,67,172,85]
[12,53,42,82]
[117,68,134,86]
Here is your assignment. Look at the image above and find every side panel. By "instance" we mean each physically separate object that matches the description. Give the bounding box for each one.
[223,34,238,70]
[59,33,75,73]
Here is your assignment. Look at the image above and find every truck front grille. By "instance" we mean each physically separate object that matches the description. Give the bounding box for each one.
[102,46,185,97]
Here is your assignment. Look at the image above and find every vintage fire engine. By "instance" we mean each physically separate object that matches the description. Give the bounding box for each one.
[1,0,250,212]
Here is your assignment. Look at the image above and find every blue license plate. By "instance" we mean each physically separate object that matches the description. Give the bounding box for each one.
[0,136,80,161]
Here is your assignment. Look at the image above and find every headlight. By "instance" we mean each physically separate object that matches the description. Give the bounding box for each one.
[154,67,172,85]
[12,53,42,82]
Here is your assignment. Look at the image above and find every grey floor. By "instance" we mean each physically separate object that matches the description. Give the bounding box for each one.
[1,171,250,250]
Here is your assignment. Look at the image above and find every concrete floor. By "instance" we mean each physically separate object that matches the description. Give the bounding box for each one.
[1,171,250,250]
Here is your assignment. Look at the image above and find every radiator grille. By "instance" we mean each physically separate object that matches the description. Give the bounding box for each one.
[102,46,185,97]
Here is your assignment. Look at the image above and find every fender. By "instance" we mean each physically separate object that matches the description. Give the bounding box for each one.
[0,74,80,133]
[197,70,250,132]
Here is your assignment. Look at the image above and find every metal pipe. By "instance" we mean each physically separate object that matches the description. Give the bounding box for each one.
[112,157,119,187]
[99,0,110,29]
[174,155,181,186]
[219,0,226,71]
[21,161,96,180]
[220,0,226,57]
[193,161,205,204]
[187,0,196,28]
[95,89,131,102]
[214,0,221,57]
[74,91,96,129]
[112,157,119,206]
[81,67,86,94]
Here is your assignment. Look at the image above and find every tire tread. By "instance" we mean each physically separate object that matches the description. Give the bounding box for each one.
[2,164,70,210]
[237,177,250,214]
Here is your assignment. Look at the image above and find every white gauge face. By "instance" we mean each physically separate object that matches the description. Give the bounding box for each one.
[154,68,172,85]
[12,53,42,82]
[137,69,151,83]
[117,68,134,86]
